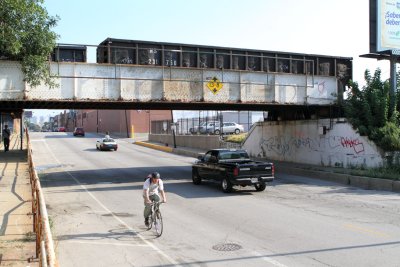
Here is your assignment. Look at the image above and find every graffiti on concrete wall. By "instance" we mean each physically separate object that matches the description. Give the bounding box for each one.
[339,137,364,154]
[259,135,366,158]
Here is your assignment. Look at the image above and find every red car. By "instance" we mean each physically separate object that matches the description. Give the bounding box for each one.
[73,127,85,136]
[58,127,66,132]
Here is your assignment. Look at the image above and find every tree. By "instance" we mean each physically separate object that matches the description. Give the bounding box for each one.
[0,0,58,87]
[344,69,400,151]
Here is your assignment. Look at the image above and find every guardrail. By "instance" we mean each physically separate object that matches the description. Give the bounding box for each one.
[26,129,58,267]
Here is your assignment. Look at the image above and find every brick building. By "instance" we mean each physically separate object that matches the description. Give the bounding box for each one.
[67,109,172,137]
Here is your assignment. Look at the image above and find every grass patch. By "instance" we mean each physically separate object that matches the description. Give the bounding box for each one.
[348,166,400,180]
[48,216,54,232]
[225,133,247,144]
[327,166,400,180]
[301,164,400,181]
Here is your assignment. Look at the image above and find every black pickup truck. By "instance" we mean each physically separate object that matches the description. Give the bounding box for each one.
[192,149,274,193]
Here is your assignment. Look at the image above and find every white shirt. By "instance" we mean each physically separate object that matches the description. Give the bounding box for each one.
[143,178,164,196]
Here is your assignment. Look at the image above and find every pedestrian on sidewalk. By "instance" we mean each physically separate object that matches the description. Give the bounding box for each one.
[2,124,10,152]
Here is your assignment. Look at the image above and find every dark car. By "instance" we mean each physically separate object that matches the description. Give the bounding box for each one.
[73,127,85,136]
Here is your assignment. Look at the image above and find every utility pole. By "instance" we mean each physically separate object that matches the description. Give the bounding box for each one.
[96,110,99,133]
[171,110,176,148]
[389,55,397,119]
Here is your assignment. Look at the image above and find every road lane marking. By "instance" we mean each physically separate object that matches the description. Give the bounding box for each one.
[344,223,390,238]
[40,139,182,266]
[251,251,288,267]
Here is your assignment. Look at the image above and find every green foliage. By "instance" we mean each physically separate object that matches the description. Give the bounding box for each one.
[347,166,400,180]
[0,0,58,87]
[376,122,400,151]
[344,68,400,151]
[225,133,247,144]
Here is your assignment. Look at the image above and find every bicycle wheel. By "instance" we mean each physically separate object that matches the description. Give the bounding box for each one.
[154,210,163,237]
[146,216,152,230]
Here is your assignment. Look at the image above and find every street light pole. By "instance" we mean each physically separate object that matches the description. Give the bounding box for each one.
[96,110,99,133]
[147,110,151,135]
[171,110,176,148]
[389,55,397,119]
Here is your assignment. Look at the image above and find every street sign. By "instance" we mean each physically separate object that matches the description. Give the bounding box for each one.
[207,77,223,94]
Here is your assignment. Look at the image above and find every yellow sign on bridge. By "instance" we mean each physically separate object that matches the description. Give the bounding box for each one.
[207,77,223,94]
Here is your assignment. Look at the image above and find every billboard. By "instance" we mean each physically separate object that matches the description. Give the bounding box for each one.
[376,0,400,52]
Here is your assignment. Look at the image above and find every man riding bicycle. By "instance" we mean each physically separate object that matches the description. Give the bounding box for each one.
[143,172,167,227]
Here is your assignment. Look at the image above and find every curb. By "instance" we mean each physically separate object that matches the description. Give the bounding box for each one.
[393,181,400,193]
[135,141,174,153]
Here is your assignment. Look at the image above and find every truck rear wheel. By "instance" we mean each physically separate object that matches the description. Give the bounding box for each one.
[255,183,266,191]
[221,178,233,193]
[192,169,202,185]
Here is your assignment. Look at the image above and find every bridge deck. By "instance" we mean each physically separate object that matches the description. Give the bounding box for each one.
[0,61,338,110]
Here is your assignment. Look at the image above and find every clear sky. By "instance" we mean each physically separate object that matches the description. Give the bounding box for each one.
[32,0,391,118]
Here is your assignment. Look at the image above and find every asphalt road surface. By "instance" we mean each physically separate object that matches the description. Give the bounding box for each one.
[30,132,400,267]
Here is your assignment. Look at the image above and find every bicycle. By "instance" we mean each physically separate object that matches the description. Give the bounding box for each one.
[146,201,163,237]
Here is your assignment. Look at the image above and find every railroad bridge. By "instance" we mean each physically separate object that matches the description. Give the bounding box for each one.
[0,39,352,117]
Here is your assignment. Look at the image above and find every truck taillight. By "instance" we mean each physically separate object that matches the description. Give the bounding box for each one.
[233,167,239,176]
[272,164,275,176]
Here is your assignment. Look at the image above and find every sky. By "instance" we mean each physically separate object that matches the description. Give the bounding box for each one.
[32,0,391,119]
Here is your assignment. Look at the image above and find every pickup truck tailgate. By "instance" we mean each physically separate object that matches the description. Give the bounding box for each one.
[237,162,274,177]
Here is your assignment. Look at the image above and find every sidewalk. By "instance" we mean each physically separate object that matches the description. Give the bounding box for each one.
[135,140,400,193]
[0,135,38,267]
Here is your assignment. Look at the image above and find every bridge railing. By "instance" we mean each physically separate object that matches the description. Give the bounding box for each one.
[26,128,58,267]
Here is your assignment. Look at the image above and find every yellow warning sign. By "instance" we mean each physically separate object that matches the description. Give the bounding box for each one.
[207,77,223,94]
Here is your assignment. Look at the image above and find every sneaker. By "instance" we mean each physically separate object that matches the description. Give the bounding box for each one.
[144,218,149,227]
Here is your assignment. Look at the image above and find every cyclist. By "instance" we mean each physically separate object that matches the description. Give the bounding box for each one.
[143,172,166,227]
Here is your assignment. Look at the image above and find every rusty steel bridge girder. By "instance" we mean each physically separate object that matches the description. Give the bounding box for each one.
[0,61,340,111]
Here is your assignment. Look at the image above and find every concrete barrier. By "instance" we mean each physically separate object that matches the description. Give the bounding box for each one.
[369,178,394,191]
[149,134,220,151]
[348,176,370,189]
[135,141,173,153]
[393,181,400,193]
[321,172,351,185]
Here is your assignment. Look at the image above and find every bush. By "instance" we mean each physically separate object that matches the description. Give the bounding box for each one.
[345,68,400,152]
[225,133,247,144]
[376,122,400,151]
